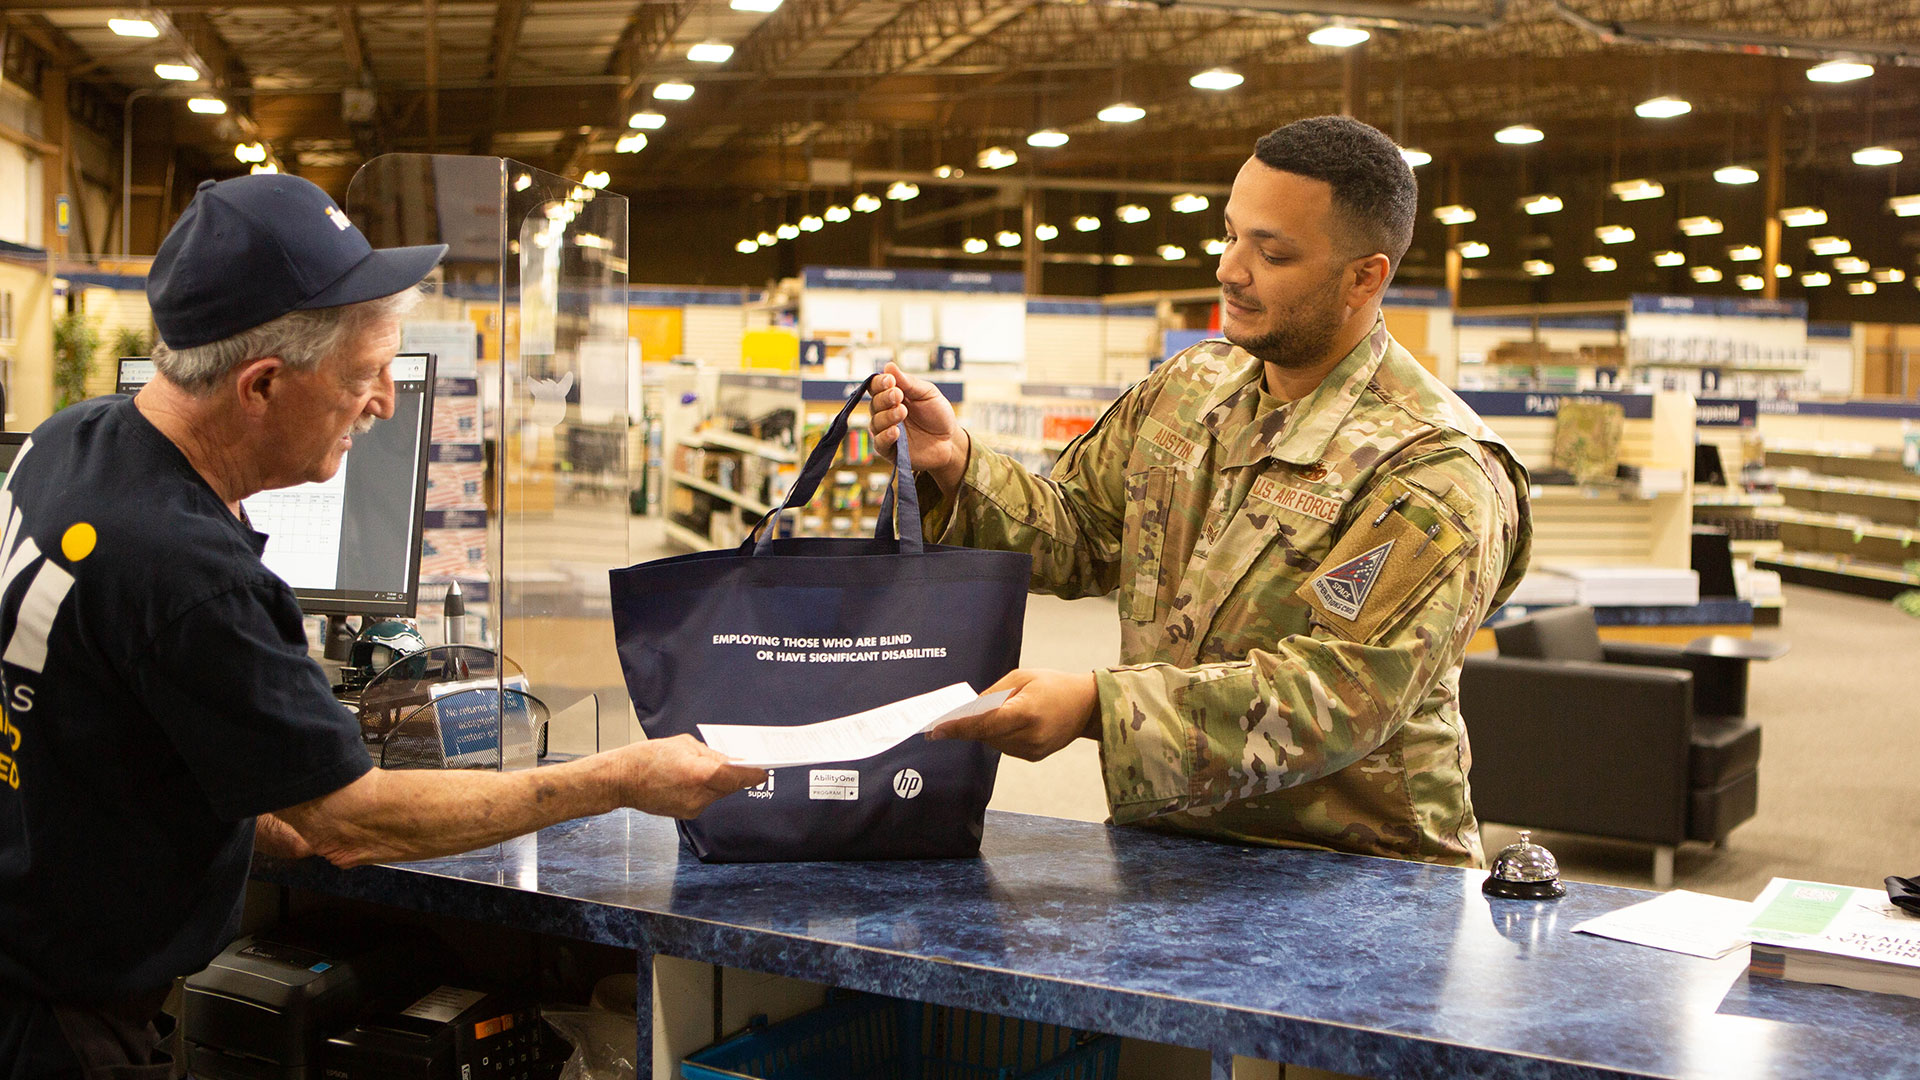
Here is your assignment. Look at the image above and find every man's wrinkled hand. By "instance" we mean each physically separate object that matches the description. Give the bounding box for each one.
[616,735,767,819]
[926,668,1100,761]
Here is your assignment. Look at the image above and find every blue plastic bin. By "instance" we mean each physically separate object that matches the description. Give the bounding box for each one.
[682,992,1119,1080]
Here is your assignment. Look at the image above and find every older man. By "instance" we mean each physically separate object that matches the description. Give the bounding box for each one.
[0,174,764,1078]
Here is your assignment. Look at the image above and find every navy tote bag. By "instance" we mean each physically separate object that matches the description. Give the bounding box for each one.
[610,376,1031,862]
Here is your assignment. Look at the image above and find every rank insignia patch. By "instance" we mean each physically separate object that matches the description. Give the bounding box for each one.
[1310,541,1394,621]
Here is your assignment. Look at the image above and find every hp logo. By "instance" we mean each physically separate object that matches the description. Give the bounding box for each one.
[892,769,924,799]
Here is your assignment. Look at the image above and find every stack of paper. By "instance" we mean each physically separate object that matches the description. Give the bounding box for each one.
[1746,878,1920,1000]
[1506,570,1581,607]
[1543,565,1700,607]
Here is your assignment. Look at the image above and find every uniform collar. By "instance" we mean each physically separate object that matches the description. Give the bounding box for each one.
[1201,317,1393,467]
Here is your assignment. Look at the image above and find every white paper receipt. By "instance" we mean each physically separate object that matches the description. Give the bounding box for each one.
[1571,889,1755,959]
[697,682,1013,768]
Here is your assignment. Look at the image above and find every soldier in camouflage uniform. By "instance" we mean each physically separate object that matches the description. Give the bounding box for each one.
[871,116,1531,867]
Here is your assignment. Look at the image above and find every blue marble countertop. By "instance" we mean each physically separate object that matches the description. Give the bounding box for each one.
[254,810,1920,1079]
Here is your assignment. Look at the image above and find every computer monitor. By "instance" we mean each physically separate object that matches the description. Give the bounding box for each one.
[0,432,25,486]
[116,358,155,396]
[117,353,437,618]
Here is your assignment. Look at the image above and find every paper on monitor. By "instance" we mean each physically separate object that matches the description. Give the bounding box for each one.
[697,683,1013,768]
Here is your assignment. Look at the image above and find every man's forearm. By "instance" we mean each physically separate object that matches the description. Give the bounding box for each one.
[283,756,620,868]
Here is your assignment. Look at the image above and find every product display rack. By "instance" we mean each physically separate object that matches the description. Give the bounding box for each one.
[1755,440,1920,599]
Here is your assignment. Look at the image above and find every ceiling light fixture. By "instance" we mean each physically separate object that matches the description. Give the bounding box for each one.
[1736,275,1764,291]
[1715,165,1759,185]
[1171,193,1209,214]
[1690,265,1723,283]
[1456,240,1490,259]
[1807,59,1873,83]
[853,193,882,212]
[1157,243,1187,260]
[1611,178,1664,201]
[1853,146,1904,166]
[654,81,695,100]
[933,165,962,179]
[1111,254,1135,266]
[1097,102,1145,123]
[1400,147,1432,167]
[250,163,278,175]
[1808,236,1851,256]
[233,141,267,163]
[1203,238,1226,255]
[976,146,1018,170]
[1678,216,1724,236]
[1634,95,1692,119]
[1189,68,1244,91]
[582,170,610,188]
[1585,255,1618,272]
[1779,206,1827,227]
[1035,223,1059,241]
[1872,267,1906,283]
[109,17,160,37]
[1520,194,1563,215]
[1307,24,1370,47]
[963,237,989,254]
[776,223,799,240]
[1523,259,1555,276]
[1727,245,1762,262]
[885,181,919,201]
[154,63,200,81]
[1432,204,1476,225]
[1775,263,1792,278]
[1653,250,1686,267]
[629,111,665,130]
[756,230,776,245]
[1801,271,1832,287]
[1886,194,1920,217]
[1026,129,1068,148]
[1834,256,1870,274]
[824,205,851,223]
[735,239,759,253]
[615,133,647,153]
[1847,280,1877,294]
[1116,203,1151,224]
[1073,215,1101,232]
[687,41,734,63]
[187,97,227,115]
[1495,124,1543,145]
[997,230,1022,248]
[799,215,824,232]
[1596,224,1636,244]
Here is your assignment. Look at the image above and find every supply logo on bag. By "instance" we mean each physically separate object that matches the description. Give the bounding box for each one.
[747,770,775,800]
[610,375,1032,862]
[892,769,924,799]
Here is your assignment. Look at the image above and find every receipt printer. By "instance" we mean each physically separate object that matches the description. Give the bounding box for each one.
[323,987,558,1080]
[183,927,424,1080]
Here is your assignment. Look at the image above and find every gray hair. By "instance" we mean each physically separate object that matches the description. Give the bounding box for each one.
[152,287,423,394]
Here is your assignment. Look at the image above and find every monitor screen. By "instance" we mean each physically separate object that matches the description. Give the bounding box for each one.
[115,358,155,396]
[0,432,25,486]
[118,353,438,618]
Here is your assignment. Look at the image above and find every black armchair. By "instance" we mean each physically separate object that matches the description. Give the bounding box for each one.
[1460,605,1773,886]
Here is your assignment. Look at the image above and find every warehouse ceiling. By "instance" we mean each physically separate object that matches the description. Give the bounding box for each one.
[8,0,1920,306]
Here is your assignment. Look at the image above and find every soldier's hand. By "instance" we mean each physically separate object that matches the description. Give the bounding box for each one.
[610,735,767,819]
[868,363,970,495]
[926,668,1100,761]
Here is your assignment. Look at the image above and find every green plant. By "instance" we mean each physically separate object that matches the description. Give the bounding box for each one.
[52,311,101,410]
[109,326,151,362]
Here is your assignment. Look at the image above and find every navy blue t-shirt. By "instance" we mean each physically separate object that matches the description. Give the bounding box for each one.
[0,397,371,1001]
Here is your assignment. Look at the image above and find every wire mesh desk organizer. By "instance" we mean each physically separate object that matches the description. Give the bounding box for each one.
[355,644,550,769]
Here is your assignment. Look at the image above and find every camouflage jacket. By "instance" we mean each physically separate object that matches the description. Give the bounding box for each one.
[925,320,1531,866]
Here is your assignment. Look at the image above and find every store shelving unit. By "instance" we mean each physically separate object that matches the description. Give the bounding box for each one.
[1755,440,1920,599]
[967,383,1125,474]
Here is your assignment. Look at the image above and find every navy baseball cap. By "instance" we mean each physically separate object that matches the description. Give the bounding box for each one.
[147,174,448,349]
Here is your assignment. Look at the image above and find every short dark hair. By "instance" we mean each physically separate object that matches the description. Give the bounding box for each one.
[1253,115,1416,279]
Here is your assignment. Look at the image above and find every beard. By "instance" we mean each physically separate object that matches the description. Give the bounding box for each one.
[1222,270,1348,370]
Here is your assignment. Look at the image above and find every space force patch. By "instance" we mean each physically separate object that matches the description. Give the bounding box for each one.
[1310,540,1393,621]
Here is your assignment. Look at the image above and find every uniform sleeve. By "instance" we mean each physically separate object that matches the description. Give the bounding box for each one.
[132,578,372,820]
[1096,443,1529,823]
[921,383,1152,600]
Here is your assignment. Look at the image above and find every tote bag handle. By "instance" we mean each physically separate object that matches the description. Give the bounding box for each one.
[745,374,922,555]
